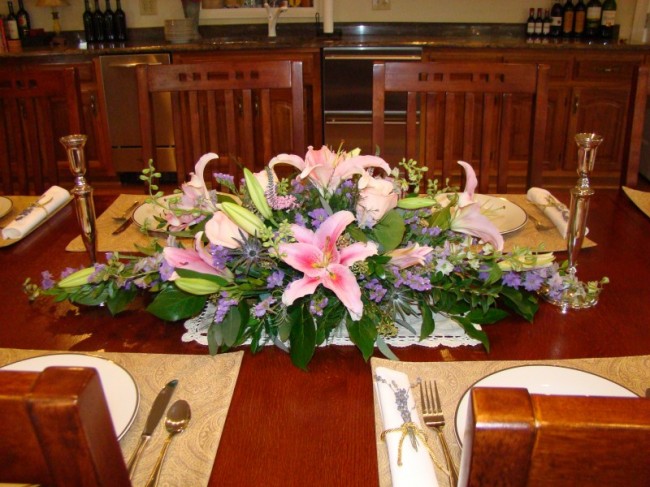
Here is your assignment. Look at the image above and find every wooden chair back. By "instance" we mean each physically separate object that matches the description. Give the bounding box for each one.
[0,67,83,195]
[622,64,650,188]
[372,62,549,193]
[0,366,130,487]
[461,387,650,486]
[136,60,305,184]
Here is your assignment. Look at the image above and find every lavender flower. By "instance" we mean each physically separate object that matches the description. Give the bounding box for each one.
[210,245,232,269]
[522,271,545,292]
[309,296,329,317]
[215,292,238,323]
[41,271,55,290]
[266,270,285,289]
[365,279,387,303]
[253,296,277,318]
[502,271,522,288]
[308,208,329,229]
[159,260,175,281]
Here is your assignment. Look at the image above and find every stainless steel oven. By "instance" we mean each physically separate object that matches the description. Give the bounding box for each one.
[322,46,422,161]
[99,53,175,176]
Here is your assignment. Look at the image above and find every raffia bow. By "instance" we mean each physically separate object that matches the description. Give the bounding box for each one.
[381,421,448,474]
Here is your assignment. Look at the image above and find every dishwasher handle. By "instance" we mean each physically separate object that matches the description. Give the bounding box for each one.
[323,54,421,61]
[109,62,164,69]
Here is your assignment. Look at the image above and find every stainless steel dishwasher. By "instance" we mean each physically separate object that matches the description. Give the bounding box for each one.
[322,46,422,161]
[99,53,176,178]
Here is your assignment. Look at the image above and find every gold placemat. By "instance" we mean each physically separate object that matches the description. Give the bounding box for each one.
[501,194,596,253]
[623,186,650,218]
[0,196,72,248]
[371,354,650,487]
[66,194,171,253]
[0,348,243,487]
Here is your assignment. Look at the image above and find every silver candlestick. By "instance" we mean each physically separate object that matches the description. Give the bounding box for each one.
[546,132,605,312]
[60,134,97,265]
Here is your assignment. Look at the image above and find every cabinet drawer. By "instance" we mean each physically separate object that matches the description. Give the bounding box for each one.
[503,55,572,82]
[574,59,640,81]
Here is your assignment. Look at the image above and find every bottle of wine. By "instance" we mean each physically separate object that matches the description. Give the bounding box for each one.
[550,3,563,36]
[526,7,536,37]
[543,9,552,36]
[83,0,95,43]
[15,0,29,39]
[574,0,587,37]
[534,8,544,36]
[103,0,115,42]
[600,0,616,38]
[114,0,127,42]
[585,0,602,37]
[92,0,104,42]
[562,0,575,36]
[5,1,19,40]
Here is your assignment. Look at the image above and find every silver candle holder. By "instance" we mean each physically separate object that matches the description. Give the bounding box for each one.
[60,134,97,265]
[545,132,606,313]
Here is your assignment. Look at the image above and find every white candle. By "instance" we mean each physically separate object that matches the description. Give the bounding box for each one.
[323,0,334,34]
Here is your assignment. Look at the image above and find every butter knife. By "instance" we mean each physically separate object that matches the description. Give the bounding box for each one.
[112,205,139,235]
[126,379,179,478]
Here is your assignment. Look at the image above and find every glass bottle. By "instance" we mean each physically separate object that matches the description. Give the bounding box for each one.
[92,0,104,42]
[16,0,29,39]
[534,8,544,36]
[526,8,535,37]
[5,1,20,40]
[103,0,115,42]
[114,0,127,42]
[574,0,587,37]
[585,0,602,37]
[600,0,616,38]
[543,9,552,36]
[562,0,575,37]
[83,0,95,43]
[550,2,563,37]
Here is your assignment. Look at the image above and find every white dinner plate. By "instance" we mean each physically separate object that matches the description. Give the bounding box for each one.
[474,194,527,235]
[0,196,13,219]
[132,194,179,232]
[1,353,139,439]
[454,364,637,446]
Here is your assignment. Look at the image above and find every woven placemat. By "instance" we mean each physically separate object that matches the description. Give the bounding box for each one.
[623,186,650,219]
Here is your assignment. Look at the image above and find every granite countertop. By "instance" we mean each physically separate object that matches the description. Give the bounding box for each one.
[2,22,649,59]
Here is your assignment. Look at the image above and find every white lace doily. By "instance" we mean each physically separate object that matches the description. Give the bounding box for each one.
[182,302,482,349]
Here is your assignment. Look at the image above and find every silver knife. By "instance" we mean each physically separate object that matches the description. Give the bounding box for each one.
[112,205,139,235]
[126,379,178,478]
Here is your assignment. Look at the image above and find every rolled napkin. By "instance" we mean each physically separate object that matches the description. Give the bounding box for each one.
[1,186,70,240]
[526,187,578,238]
[374,366,439,487]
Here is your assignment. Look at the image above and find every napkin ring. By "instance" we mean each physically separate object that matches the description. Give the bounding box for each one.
[381,422,448,474]
[15,196,54,221]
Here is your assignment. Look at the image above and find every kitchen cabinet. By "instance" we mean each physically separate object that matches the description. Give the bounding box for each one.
[0,57,113,185]
[424,48,644,188]
[172,49,322,167]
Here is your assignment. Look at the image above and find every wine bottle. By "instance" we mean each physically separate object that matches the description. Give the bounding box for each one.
[562,0,575,36]
[574,0,587,37]
[92,0,104,42]
[526,8,536,37]
[83,0,95,43]
[550,2,563,36]
[543,9,552,36]
[534,8,544,36]
[103,0,115,42]
[114,0,127,42]
[585,0,602,37]
[16,0,29,39]
[5,2,19,40]
[600,0,616,38]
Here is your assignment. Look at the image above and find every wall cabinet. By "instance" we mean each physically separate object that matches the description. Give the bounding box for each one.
[424,48,644,189]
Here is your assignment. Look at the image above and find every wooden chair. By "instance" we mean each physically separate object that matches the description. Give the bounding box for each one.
[372,62,549,193]
[136,60,305,184]
[461,387,650,486]
[622,64,650,188]
[0,366,130,486]
[0,67,83,195]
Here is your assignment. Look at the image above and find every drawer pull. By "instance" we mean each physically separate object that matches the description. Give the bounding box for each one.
[573,95,579,114]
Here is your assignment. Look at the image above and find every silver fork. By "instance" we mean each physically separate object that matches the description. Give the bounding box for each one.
[420,380,458,486]
[525,211,552,231]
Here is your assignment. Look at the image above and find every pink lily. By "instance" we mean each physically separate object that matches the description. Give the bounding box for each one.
[450,161,504,250]
[205,211,246,249]
[179,152,219,210]
[269,145,392,195]
[278,210,378,320]
[163,232,233,281]
[386,243,433,269]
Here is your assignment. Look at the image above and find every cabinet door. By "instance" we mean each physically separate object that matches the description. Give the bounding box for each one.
[565,87,630,174]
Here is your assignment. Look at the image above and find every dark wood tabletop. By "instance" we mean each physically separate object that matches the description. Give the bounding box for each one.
[1,188,649,486]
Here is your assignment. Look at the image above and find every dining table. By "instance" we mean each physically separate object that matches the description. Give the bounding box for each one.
[1,187,650,486]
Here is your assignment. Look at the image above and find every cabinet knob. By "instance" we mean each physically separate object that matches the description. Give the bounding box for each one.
[573,95,580,114]
[90,94,97,116]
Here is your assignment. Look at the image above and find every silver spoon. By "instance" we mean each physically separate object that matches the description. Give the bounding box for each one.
[144,399,192,487]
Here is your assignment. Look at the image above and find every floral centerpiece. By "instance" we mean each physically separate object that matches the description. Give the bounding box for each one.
[27,147,565,369]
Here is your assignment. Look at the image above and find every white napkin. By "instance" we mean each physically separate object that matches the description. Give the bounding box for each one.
[374,367,439,487]
[526,187,573,238]
[1,186,70,240]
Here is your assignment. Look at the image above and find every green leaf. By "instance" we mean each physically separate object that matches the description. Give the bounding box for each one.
[371,210,405,252]
[146,287,207,321]
[105,287,138,315]
[346,315,377,361]
[207,322,222,355]
[220,305,242,347]
[347,224,368,243]
[500,287,539,322]
[419,301,435,340]
[454,316,490,352]
[429,206,452,230]
[376,335,400,361]
[465,308,509,325]
[289,304,316,370]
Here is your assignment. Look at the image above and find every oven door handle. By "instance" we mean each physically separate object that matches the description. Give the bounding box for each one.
[109,62,164,69]
[322,54,421,61]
